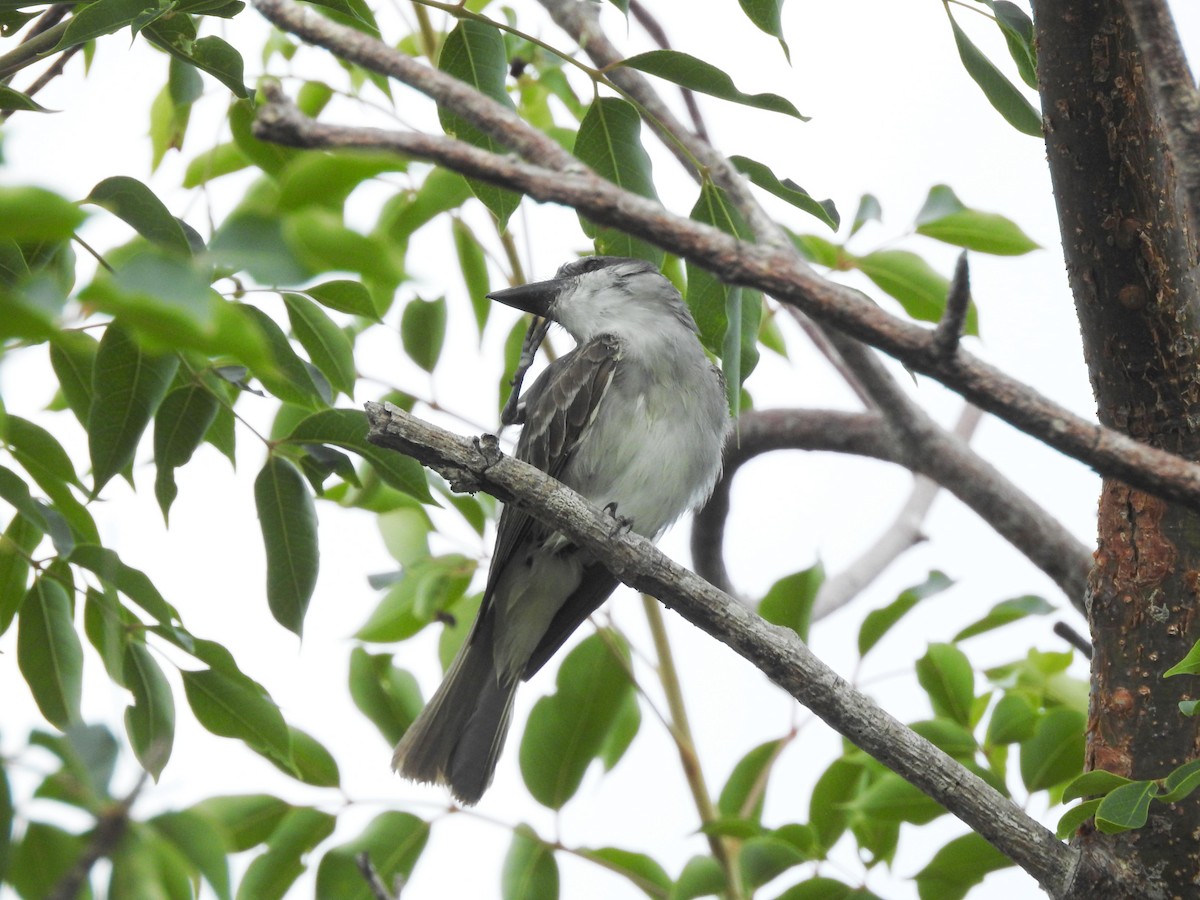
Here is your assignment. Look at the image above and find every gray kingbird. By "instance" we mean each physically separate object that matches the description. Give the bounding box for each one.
[393,256,732,804]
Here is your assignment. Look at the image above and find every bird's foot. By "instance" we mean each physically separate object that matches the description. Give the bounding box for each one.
[603,502,634,537]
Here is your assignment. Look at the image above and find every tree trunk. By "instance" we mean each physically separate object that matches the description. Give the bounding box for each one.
[1035,0,1200,894]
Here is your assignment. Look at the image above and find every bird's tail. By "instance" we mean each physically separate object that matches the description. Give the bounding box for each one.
[392,625,519,806]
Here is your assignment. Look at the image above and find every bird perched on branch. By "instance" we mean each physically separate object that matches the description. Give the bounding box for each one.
[393,255,731,804]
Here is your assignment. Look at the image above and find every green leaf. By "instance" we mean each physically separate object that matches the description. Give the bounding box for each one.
[17,575,83,729]
[0,187,86,242]
[57,0,157,48]
[235,305,329,408]
[153,383,220,520]
[985,692,1038,745]
[945,11,1041,136]
[1095,779,1159,833]
[740,835,807,889]
[737,0,789,58]
[851,772,945,825]
[283,292,357,396]
[184,142,250,187]
[236,807,336,900]
[285,209,403,289]
[810,757,863,854]
[277,151,407,212]
[314,812,429,900]
[916,643,976,726]
[150,810,233,900]
[850,193,882,237]
[686,181,759,415]
[190,794,291,852]
[854,250,978,332]
[671,855,725,900]
[1020,707,1085,791]
[578,847,670,896]
[718,739,786,822]
[909,718,978,760]
[574,98,662,263]
[519,631,638,809]
[84,176,192,256]
[502,825,559,900]
[348,647,425,746]
[775,877,882,899]
[437,20,522,226]
[7,821,85,899]
[1161,758,1200,802]
[1164,637,1200,677]
[255,456,320,637]
[209,212,311,284]
[286,407,433,502]
[728,155,837,229]
[0,464,49,530]
[915,184,1039,255]
[6,416,97,543]
[277,726,340,788]
[622,50,806,120]
[69,543,179,624]
[1056,798,1100,840]
[124,641,176,779]
[182,667,293,767]
[304,279,380,320]
[400,296,448,373]
[0,514,42,635]
[355,555,475,642]
[758,563,822,642]
[858,571,952,657]
[88,323,180,493]
[0,762,11,879]
[986,0,1037,89]
[1061,769,1133,803]
[0,84,51,112]
[151,32,249,98]
[452,218,491,336]
[954,593,1054,641]
[913,832,1012,900]
[49,330,99,428]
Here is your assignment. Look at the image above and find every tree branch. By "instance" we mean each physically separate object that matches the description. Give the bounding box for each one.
[46,773,147,900]
[690,405,1091,610]
[249,82,1200,516]
[365,400,1081,896]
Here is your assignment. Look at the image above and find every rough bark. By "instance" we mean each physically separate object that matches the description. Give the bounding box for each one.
[1036,0,1200,895]
[365,400,1082,896]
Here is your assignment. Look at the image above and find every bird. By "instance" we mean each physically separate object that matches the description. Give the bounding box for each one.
[392,255,732,804]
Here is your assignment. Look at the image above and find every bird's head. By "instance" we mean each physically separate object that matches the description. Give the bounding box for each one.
[487,256,698,343]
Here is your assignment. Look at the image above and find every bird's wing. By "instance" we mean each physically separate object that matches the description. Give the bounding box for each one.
[481,334,621,607]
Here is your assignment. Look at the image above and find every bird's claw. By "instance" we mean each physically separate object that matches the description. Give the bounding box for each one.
[474,433,503,470]
[603,502,634,537]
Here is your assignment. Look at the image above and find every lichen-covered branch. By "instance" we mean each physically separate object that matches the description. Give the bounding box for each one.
[365,399,1082,896]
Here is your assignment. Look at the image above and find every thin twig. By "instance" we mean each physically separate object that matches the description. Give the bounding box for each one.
[356,852,402,900]
[1054,621,1094,658]
[932,251,972,358]
[46,771,149,900]
[642,596,744,899]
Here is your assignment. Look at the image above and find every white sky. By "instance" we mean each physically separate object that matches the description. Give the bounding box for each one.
[2,1,1199,898]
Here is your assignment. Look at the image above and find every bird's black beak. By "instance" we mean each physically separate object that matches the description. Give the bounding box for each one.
[486,278,562,318]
